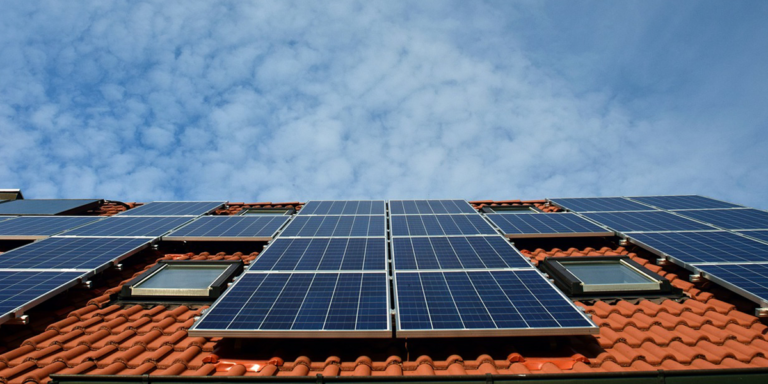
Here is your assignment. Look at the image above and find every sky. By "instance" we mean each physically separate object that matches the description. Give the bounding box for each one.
[1,1,767,208]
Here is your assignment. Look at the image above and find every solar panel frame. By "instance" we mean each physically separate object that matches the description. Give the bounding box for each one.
[58,217,193,238]
[0,216,106,240]
[673,209,768,230]
[736,230,768,244]
[390,214,498,237]
[389,200,477,215]
[163,215,290,241]
[0,270,85,325]
[391,236,532,270]
[0,199,101,216]
[693,263,768,307]
[626,195,744,210]
[117,201,225,216]
[627,231,768,266]
[248,237,388,272]
[580,211,718,233]
[188,271,392,338]
[393,270,597,337]
[485,213,612,238]
[298,201,386,215]
[548,197,657,213]
[280,215,386,238]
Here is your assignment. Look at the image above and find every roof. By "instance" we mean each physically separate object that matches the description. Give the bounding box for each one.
[0,199,767,383]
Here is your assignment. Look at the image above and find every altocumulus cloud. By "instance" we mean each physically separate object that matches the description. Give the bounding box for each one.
[0,1,766,207]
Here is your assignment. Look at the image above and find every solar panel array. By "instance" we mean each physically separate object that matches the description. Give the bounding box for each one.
[694,264,768,306]
[0,237,150,270]
[674,209,768,230]
[280,215,385,237]
[164,216,290,241]
[581,211,716,233]
[0,216,104,239]
[0,271,86,324]
[0,199,100,215]
[549,197,655,212]
[628,231,768,265]
[59,216,193,237]
[737,231,768,244]
[390,200,476,215]
[392,236,530,270]
[486,213,611,238]
[299,200,385,215]
[250,238,386,271]
[118,201,225,216]
[390,214,497,237]
[627,195,742,210]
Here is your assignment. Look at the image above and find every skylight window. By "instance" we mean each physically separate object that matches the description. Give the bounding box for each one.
[121,260,242,300]
[541,256,675,296]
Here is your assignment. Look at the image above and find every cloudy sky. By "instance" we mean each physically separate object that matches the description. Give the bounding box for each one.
[1,1,766,208]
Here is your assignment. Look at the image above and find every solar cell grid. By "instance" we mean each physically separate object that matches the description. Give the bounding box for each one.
[118,201,224,216]
[737,231,768,244]
[486,213,611,238]
[629,231,768,265]
[190,272,390,337]
[0,199,100,215]
[549,197,656,212]
[299,201,385,215]
[0,271,84,324]
[249,238,386,271]
[674,209,768,230]
[390,214,497,237]
[61,216,193,237]
[0,216,104,239]
[389,200,476,215]
[281,215,385,237]
[164,215,289,240]
[392,236,530,270]
[0,237,150,270]
[695,263,768,306]
[627,195,742,210]
[581,211,716,232]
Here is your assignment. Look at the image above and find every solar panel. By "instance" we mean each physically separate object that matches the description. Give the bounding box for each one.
[394,270,596,337]
[59,217,193,237]
[0,216,104,239]
[0,199,101,215]
[629,231,768,265]
[299,201,385,215]
[250,238,386,271]
[0,237,150,271]
[280,216,385,237]
[0,271,85,325]
[189,272,390,338]
[392,236,531,270]
[390,214,497,237]
[486,213,611,238]
[164,216,290,241]
[581,211,716,232]
[694,263,768,306]
[549,197,655,212]
[673,209,768,230]
[389,200,476,215]
[118,201,225,216]
[627,195,742,210]
[736,231,768,244]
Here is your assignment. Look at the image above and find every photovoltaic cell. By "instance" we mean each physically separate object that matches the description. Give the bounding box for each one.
[281,216,385,237]
[299,201,385,215]
[549,197,656,212]
[164,216,289,240]
[581,211,716,232]
[628,195,742,210]
[629,231,768,265]
[737,231,768,244]
[190,272,390,337]
[390,214,497,237]
[486,213,611,238]
[249,238,386,271]
[395,270,595,336]
[118,201,224,216]
[389,200,476,215]
[392,236,531,270]
[0,271,84,324]
[0,199,100,215]
[673,209,768,230]
[694,263,768,306]
[0,237,150,270]
[0,216,104,239]
[61,217,193,237]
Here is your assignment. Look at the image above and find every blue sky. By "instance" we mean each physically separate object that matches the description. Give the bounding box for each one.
[1,1,766,208]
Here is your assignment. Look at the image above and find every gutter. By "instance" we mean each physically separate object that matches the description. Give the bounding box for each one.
[51,368,768,384]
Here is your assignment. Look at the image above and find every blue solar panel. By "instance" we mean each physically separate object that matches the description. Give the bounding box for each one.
[60,217,193,237]
[390,215,497,237]
[299,201,385,215]
[190,272,390,337]
[164,216,289,240]
[674,209,768,230]
[392,236,531,270]
[389,200,476,215]
[628,195,742,210]
[0,216,104,239]
[250,238,386,271]
[395,270,595,336]
[629,231,768,265]
[0,199,100,215]
[118,201,224,216]
[694,263,768,306]
[0,237,150,270]
[486,213,611,238]
[549,197,656,212]
[280,216,385,237]
[737,231,768,244]
[581,211,716,232]
[0,271,84,324]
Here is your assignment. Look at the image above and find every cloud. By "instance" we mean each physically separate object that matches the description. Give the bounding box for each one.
[0,0,766,209]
